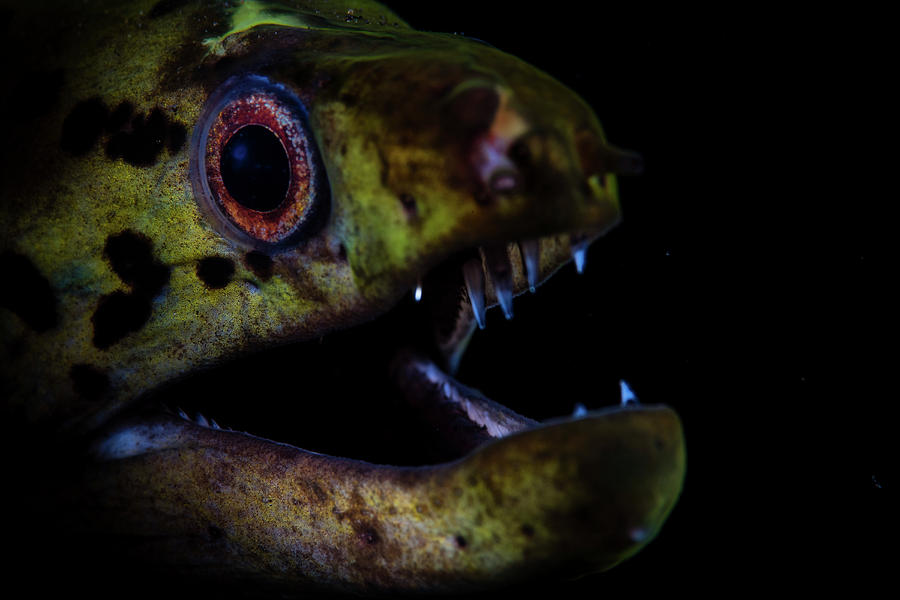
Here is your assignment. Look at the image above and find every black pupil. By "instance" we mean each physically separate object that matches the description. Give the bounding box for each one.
[221,125,290,211]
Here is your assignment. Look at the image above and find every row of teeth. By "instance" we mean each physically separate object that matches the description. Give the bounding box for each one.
[172,406,227,430]
[572,380,640,418]
[171,379,639,436]
[415,234,591,329]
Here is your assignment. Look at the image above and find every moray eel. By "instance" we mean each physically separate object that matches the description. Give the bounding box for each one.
[0,0,684,595]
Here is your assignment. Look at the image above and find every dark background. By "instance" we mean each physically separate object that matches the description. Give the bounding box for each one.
[374,1,892,594]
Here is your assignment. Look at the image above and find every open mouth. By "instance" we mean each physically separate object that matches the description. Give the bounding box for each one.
[83,229,685,595]
[111,231,613,465]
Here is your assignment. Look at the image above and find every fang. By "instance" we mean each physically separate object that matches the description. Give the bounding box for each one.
[462,258,487,329]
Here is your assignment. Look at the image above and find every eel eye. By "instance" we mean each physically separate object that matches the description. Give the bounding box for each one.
[190,75,327,246]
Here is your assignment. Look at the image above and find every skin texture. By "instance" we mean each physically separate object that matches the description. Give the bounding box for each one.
[81,406,683,594]
[0,1,684,595]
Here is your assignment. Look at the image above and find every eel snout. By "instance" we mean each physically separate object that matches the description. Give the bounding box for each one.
[81,361,685,595]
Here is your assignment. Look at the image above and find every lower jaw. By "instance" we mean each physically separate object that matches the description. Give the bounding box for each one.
[74,246,685,594]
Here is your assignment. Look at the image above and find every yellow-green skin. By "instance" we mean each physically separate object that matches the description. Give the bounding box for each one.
[0,0,684,594]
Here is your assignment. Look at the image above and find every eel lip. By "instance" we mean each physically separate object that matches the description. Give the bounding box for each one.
[84,351,685,593]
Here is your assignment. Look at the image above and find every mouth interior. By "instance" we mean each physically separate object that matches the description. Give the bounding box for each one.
[143,235,617,465]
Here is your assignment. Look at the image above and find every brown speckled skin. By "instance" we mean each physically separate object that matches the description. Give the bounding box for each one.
[80,407,684,594]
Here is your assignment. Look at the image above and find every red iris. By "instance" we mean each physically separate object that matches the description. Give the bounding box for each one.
[191,76,324,247]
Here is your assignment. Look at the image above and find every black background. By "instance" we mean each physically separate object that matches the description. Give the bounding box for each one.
[375,1,893,595]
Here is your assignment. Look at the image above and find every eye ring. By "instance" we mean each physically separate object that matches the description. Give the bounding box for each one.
[190,75,328,248]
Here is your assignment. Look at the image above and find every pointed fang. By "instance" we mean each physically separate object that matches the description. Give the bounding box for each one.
[462,259,487,329]
[518,239,540,293]
[571,236,590,274]
[482,245,514,320]
[620,380,639,406]
[414,280,423,302]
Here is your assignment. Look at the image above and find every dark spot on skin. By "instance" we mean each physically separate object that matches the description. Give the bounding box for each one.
[148,0,192,19]
[105,101,134,132]
[521,524,535,538]
[60,98,109,155]
[207,524,224,540]
[0,251,57,332]
[167,121,187,154]
[92,291,152,350]
[60,98,183,166]
[308,482,328,504]
[337,243,348,262]
[70,364,109,402]
[244,251,273,281]
[655,437,665,451]
[398,193,417,218]
[455,535,468,548]
[92,231,170,349]
[106,108,168,166]
[104,231,169,294]
[356,526,380,546]
[196,257,235,289]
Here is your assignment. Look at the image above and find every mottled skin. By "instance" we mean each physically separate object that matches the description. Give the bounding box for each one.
[0,0,684,595]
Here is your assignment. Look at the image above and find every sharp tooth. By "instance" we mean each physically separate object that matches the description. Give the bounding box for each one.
[620,379,639,406]
[518,238,540,293]
[481,245,514,320]
[462,258,487,329]
[571,235,590,274]
[414,279,423,302]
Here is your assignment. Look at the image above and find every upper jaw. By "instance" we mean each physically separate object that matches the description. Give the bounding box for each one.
[301,36,632,305]
[334,93,629,320]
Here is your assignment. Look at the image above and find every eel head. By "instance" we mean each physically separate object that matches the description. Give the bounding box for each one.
[0,1,684,595]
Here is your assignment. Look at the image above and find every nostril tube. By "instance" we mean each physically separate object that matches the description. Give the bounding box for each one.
[472,137,519,196]
[576,129,644,177]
